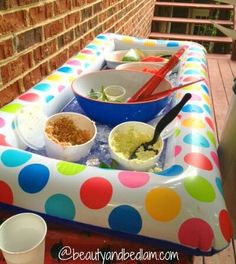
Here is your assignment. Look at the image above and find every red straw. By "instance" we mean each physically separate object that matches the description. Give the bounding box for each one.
[140,78,205,102]
[128,47,186,102]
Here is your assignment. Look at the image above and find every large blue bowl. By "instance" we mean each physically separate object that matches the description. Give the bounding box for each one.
[72,70,171,126]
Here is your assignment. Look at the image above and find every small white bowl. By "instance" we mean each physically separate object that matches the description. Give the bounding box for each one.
[44,112,97,162]
[108,121,163,171]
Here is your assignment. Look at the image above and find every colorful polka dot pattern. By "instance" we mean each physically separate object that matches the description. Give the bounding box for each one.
[0,34,231,255]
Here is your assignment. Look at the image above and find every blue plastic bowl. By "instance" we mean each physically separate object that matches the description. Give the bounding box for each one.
[72,70,171,126]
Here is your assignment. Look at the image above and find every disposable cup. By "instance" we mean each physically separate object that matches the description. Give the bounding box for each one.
[0,213,47,264]
[104,85,126,101]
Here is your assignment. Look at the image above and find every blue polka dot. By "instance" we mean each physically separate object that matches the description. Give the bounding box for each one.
[45,194,75,220]
[96,51,101,56]
[157,165,184,176]
[57,66,73,73]
[182,104,203,113]
[183,133,210,148]
[45,95,54,103]
[215,177,223,195]
[203,104,212,115]
[187,57,201,63]
[167,42,179,47]
[108,205,142,234]
[184,69,200,75]
[18,164,49,193]
[86,44,98,50]
[33,83,51,92]
[97,34,107,40]
[201,84,209,94]
[1,150,32,167]
[84,63,90,68]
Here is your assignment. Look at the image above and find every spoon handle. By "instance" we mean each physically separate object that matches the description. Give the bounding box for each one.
[150,93,192,144]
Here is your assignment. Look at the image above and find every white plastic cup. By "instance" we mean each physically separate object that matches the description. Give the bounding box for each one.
[0,213,47,264]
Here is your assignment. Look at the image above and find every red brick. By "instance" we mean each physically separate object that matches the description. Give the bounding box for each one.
[68,39,83,57]
[1,53,33,84]
[54,0,72,16]
[57,29,74,49]
[81,6,92,20]
[0,82,20,107]
[29,3,53,25]
[0,10,27,35]
[23,62,49,91]
[64,11,80,29]
[44,19,64,39]
[49,49,68,71]
[18,0,38,6]
[16,27,42,52]
[0,38,14,60]
[72,0,86,8]
[33,39,57,64]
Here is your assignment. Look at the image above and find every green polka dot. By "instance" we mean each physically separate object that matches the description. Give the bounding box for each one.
[174,128,181,137]
[0,103,23,114]
[184,176,216,202]
[75,54,87,60]
[57,161,86,176]
[207,131,216,147]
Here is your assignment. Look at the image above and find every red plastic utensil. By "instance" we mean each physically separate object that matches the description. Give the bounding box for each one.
[128,47,186,102]
[140,78,205,102]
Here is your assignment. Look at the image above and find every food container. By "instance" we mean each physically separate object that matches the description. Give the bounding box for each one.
[108,121,163,171]
[44,112,97,161]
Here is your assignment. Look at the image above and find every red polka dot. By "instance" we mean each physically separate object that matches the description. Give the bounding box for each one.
[19,93,39,102]
[205,117,215,131]
[184,153,213,170]
[118,171,149,188]
[0,134,11,146]
[0,181,13,204]
[80,177,113,209]
[178,218,214,251]
[177,114,182,120]
[219,210,232,242]
[174,145,182,157]
[211,151,220,170]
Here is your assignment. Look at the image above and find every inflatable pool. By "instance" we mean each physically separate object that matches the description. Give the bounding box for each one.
[0,33,232,256]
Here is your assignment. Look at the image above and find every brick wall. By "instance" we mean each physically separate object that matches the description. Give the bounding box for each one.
[0,0,155,107]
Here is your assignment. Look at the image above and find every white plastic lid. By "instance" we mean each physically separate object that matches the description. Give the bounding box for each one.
[14,104,47,150]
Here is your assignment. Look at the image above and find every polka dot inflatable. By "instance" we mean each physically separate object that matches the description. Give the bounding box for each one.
[0,33,231,256]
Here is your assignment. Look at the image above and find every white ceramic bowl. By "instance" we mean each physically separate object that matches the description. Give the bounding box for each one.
[108,121,163,171]
[105,49,172,69]
[44,112,97,162]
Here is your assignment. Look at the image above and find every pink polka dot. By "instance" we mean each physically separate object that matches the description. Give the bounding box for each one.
[190,94,201,101]
[182,76,199,83]
[184,153,213,170]
[211,151,220,169]
[174,146,182,157]
[80,49,93,55]
[0,181,13,204]
[58,85,66,93]
[205,117,215,131]
[77,69,82,75]
[67,60,81,66]
[178,218,214,251]
[19,93,39,102]
[0,117,5,128]
[0,134,11,146]
[80,177,113,209]
[177,114,182,120]
[118,171,150,188]
[219,209,232,242]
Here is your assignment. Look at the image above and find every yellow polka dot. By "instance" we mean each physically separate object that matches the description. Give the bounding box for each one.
[185,63,199,68]
[143,40,156,47]
[202,94,211,105]
[145,188,181,222]
[121,36,135,44]
[182,84,200,91]
[182,117,205,129]
[46,74,63,82]
[92,39,103,45]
